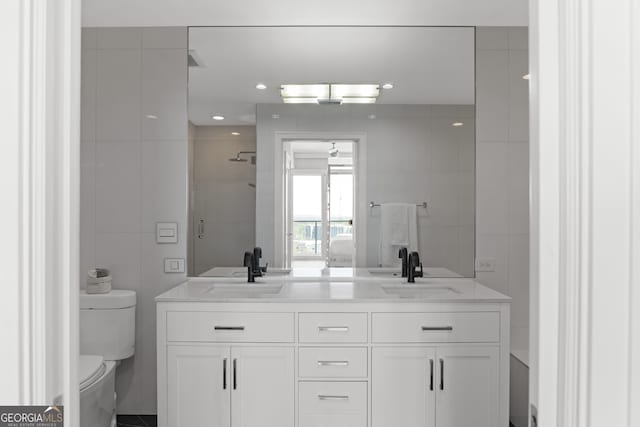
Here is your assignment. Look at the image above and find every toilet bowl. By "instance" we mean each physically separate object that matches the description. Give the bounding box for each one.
[80,355,116,427]
[80,290,136,427]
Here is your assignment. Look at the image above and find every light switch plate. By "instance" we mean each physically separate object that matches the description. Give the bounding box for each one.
[164,258,185,273]
[156,222,178,244]
[475,257,496,272]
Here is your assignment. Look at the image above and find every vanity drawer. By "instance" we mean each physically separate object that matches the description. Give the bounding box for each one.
[299,313,367,343]
[299,347,367,378]
[299,381,367,427]
[166,311,294,342]
[372,312,500,343]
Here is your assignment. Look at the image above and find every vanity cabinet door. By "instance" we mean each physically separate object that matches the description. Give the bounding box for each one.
[167,345,230,427]
[372,347,436,427]
[230,346,295,427]
[435,346,500,427]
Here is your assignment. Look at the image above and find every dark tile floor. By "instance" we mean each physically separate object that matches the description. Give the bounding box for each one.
[116,415,157,427]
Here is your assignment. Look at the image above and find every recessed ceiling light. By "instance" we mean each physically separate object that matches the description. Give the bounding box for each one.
[231,132,240,136]
[212,115,225,121]
[522,74,531,80]
[271,114,281,119]
[256,83,267,90]
[145,114,158,120]
[382,83,394,89]
[368,114,377,120]
[452,122,464,127]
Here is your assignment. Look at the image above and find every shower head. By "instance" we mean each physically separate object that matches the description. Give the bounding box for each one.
[229,151,256,163]
[228,156,248,162]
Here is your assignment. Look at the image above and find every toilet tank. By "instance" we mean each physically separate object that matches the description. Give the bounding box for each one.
[80,290,136,361]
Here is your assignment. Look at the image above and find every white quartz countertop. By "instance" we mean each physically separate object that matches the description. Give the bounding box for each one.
[155,275,510,303]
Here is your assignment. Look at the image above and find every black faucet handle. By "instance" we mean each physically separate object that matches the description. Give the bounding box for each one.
[253,247,262,259]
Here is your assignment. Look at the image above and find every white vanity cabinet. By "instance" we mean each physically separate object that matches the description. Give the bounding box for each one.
[372,346,500,427]
[157,287,510,427]
[167,344,294,427]
[161,310,295,427]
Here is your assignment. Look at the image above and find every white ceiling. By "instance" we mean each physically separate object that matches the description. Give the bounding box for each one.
[188,27,475,125]
[82,0,528,28]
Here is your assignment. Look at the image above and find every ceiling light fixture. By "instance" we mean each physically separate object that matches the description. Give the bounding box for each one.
[145,114,158,120]
[280,83,380,105]
[452,122,464,127]
[271,114,281,119]
[382,83,394,89]
[231,132,240,136]
[212,115,225,120]
[522,74,531,80]
[255,83,267,90]
[329,142,339,158]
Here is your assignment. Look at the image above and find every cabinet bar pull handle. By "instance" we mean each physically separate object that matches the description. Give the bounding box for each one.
[223,358,227,390]
[318,395,350,400]
[440,359,444,390]
[214,326,245,331]
[317,360,349,366]
[421,326,453,331]
[318,326,349,332]
[233,359,237,390]
[429,359,434,391]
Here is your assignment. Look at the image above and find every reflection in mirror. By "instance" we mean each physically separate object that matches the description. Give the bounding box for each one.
[188,26,475,277]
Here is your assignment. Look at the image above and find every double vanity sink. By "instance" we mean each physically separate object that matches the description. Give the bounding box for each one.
[156,268,511,427]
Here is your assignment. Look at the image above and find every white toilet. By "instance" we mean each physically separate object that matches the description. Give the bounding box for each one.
[79,290,136,427]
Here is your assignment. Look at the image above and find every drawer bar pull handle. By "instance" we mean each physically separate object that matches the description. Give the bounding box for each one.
[214,326,245,331]
[317,360,349,366]
[421,326,453,331]
[318,326,349,332]
[440,358,444,390]
[318,395,350,400]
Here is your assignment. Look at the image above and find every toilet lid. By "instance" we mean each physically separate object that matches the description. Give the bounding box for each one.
[79,355,106,391]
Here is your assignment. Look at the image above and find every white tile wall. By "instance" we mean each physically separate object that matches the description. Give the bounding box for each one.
[475,27,529,354]
[81,27,188,414]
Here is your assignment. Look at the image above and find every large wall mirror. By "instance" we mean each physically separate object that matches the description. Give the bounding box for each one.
[188,26,476,277]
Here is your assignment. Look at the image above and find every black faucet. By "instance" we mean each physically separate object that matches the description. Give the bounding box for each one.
[252,247,263,277]
[407,251,424,283]
[243,251,256,282]
[398,248,409,277]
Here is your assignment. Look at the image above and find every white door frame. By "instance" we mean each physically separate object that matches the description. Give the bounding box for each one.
[273,132,367,268]
[0,0,80,423]
[530,0,640,426]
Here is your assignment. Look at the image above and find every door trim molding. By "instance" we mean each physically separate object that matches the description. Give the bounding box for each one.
[531,0,640,425]
[273,131,367,268]
[0,0,80,420]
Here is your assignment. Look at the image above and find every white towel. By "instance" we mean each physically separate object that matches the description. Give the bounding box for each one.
[378,203,418,267]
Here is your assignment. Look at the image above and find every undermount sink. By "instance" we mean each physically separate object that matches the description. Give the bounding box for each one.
[381,284,461,298]
[205,283,284,298]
